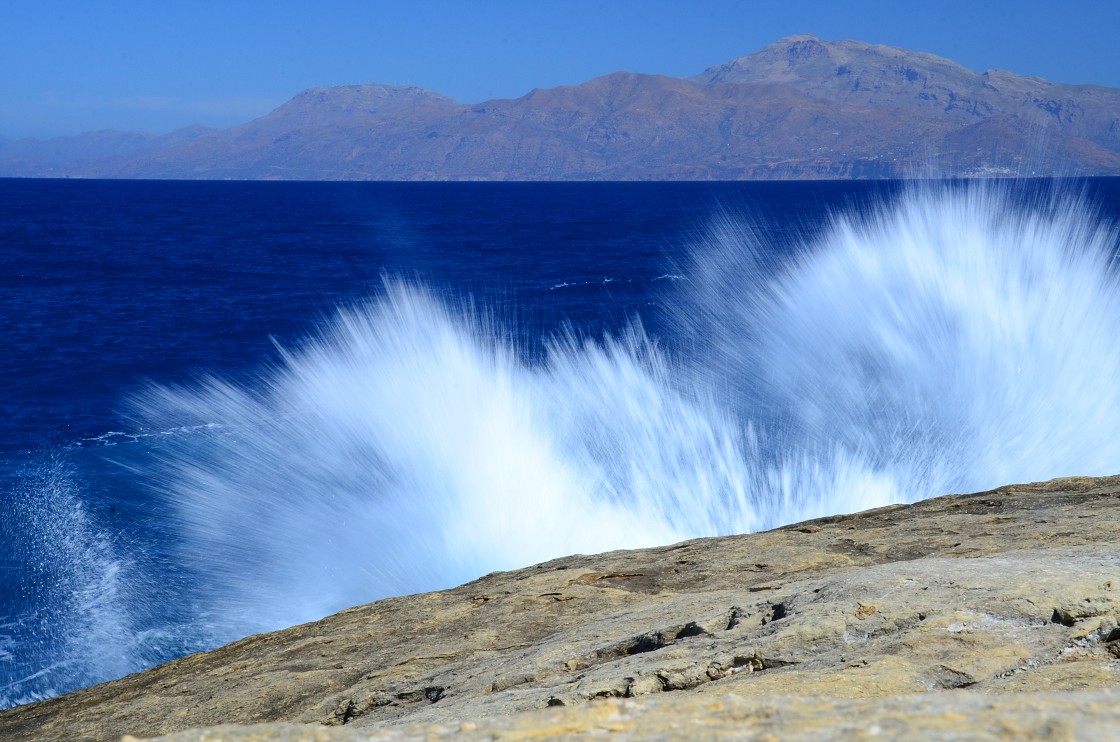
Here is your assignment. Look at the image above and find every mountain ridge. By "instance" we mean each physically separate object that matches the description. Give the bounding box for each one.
[4,35,1119,180]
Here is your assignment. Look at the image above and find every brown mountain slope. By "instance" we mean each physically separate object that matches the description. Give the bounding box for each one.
[697,35,1120,139]
[4,36,1119,180]
[693,35,1120,175]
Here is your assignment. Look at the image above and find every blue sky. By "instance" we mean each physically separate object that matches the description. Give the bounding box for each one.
[3,0,1118,139]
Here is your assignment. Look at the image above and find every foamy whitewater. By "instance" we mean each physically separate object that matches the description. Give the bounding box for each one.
[5,183,1120,707]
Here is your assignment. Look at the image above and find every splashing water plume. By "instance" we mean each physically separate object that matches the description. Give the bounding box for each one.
[132,183,1120,636]
[680,184,1120,499]
[7,182,1120,706]
[134,287,761,636]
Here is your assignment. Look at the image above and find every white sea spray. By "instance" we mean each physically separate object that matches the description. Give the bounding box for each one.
[7,182,1119,706]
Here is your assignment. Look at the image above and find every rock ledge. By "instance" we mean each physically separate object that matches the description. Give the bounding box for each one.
[2,476,1118,740]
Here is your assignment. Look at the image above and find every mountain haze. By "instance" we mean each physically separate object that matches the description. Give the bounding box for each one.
[4,35,1119,180]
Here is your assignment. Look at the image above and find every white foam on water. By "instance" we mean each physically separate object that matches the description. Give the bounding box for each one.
[0,458,140,708]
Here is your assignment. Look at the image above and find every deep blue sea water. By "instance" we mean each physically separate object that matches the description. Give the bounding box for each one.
[2,177,1119,707]
[0,179,899,452]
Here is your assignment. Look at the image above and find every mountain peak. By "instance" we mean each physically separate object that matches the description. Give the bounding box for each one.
[694,35,975,86]
[692,35,1052,125]
[282,83,455,111]
[244,83,459,132]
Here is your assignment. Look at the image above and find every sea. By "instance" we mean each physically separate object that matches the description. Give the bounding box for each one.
[2,177,1119,708]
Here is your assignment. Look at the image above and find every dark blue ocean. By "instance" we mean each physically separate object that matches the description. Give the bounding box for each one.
[2,178,1119,708]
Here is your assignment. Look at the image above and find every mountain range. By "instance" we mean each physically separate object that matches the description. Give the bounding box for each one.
[3,35,1119,180]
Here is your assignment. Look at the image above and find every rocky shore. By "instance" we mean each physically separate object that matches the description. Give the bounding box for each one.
[2,475,1118,740]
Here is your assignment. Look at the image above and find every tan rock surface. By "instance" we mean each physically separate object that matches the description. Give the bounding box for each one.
[129,691,1120,742]
[2,476,1119,741]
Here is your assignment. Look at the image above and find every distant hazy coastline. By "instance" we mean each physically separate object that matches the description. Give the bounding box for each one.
[2,35,1118,180]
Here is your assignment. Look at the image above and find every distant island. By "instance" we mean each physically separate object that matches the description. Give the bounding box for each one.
[3,35,1119,180]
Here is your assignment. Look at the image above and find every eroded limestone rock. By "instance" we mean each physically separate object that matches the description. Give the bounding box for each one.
[2,476,1118,741]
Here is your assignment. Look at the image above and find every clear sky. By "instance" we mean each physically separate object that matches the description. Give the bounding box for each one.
[3,0,1118,139]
